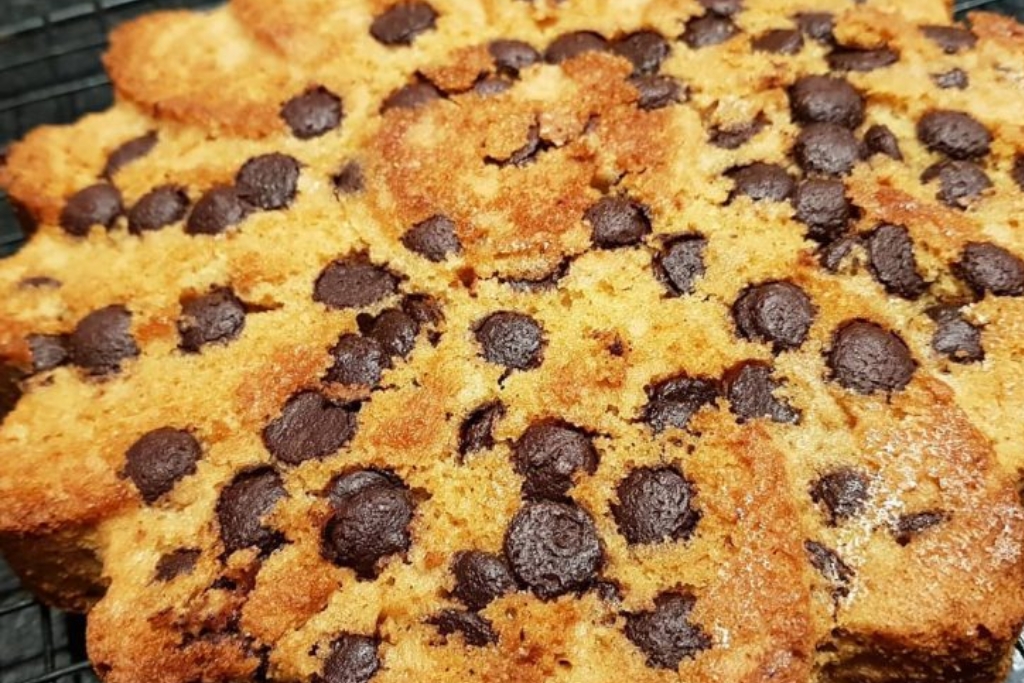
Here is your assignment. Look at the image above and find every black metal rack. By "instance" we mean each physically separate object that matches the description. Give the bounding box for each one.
[1,1,1023,681]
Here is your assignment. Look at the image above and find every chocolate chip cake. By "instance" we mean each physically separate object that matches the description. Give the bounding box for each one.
[1,0,1024,681]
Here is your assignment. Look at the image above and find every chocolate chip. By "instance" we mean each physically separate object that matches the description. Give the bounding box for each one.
[334,161,364,195]
[792,179,852,242]
[656,235,706,296]
[728,162,794,202]
[428,610,497,646]
[459,402,505,457]
[402,215,461,261]
[629,75,684,110]
[60,184,122,236]
[0,364,25,425]
[370,1,437,45]
[724,361,800,424]
[613,31,670,74]
[794,123,861,176]
[321,475,414,578]
[320,634,380,683]
[1013,155,1024,191]
[804,540,853,584]
[324,334,386,388]
[473,77,512,96]
[918,110,991,160]
[595,580,622,603]
[612,467,699,545]
[933,68,968,90]
[643,375,719,432]
[682,16,738,49]
[733,281,814,352]
[929,305,983,363]
[178,287,246,352]
[402,294,444,326]
[921,160,991,207]
[827,47,898,72]
[810,468,869,525]
[185,186,250,235]
[451,551,515,609]
[827,320,916,394]
[489,40,541,76]
[921,25,976,53]
[503,500,602,599]
[513,421,598,500]
[624,592,712,670]
[155,548,200,582]
[753,28,803,54]
[497,123,549,166]
[236,153,300,211]
[865,224,926,299]
[795,12,835,44]
[708,117,766,149]
[127,185,190,234]
[263,391,358,465]
[362,309,419,359]
[325,469,399,508]
[216,468,287,555]
[314,259,400,310]
[544,31,609,63]
[699,0,741,16]
[864,125,903,161]
[892,511,945,545]
[102,131,158,179]
[281,87,343,139]
[69,305,138,375]
[956,242,1024,298]
[819,235,860,272]
[28,334,68,372]
[124,427,201,504]
[381,81,443,112]
[585,196,651,248]
[788,75,865,129]
[475,312,545,370]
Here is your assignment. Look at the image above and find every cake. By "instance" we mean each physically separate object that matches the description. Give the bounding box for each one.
[1,0,1024,681]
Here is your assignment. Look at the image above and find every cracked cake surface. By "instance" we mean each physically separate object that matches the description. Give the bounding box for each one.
[1,0,1024,682]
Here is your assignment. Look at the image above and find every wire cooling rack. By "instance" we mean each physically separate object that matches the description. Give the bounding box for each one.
[1,1,1024,682]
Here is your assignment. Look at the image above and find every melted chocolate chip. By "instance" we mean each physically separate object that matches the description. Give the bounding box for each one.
[69,305,139,375]
[513,421,598,499]
[699,0,742,16]
[128,185,190,234]
[60,184,123,236]
[459,402,505,457]
[281,87,343,139]
[475,312,545,370]
[733,281,814,352]
[321,474,414,578]
[320,634,380,683]
[792,179,853,242]
[334,161,365,195]
[710,119,766,150]
[789,75,865,129]
[893,511,945,545]
[325,334,386,388]
[794,123,861,176]
[585,196,651,248]
[402,215,462,261]
[630,75,684,110]
[102,131,158,178]
[753,28,803,54]
[428,610,497,646]
[864,124,903,161]
[728,162,794,202]
[314,259,399,310]
[381,81,443,112]
[933,68,968,90]
[657,235,706,296]
[929,305,983,363]
[451,550,516,610]
[545,31,609,63]
[643,375,719,432]
[28,334,68,372]
[827,47,898,72]
[216,468,287,555]
[125,428,202,503]
[178,288,246,353]
[185,186,250,235]
[921,25,977,53]
[370,1,437,45]
[362,308,419,359]
[682,16,738,49]
[827,320,916,394]
[236,153,300,210]
[810,468,870,525]
[917,110,991,160]
[325,469,399,508]
[921,161,991,208]
[613,31,670,74]
[865,224,926,299]
[503,500,602,600]
[724,361,800,424]
[263,391,358,465]
[155,548,200,582]
[489,40,541,76]
[613,467,698,545]
[805,540,853,583]
[956,242,1024,298]
[795,12,835,44]
[624,592,712,670]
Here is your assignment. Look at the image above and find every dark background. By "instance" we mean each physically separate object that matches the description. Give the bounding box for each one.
[1,1,1023,682]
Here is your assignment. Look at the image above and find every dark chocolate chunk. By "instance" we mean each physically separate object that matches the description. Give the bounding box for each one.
[732,281,815,352]
[708,116,766,149]
[236,153,300,210]
[178,287,246,352]
[624,592,712,670]
[827,47,898,72]
[585,196,651,248]
[370,1,437,45]
[28,334,69,372]
[216,468,287,555]
[629,75,684,110]
[723,361,800,424]
[613,31,670,74]
[69,305,139,375]
[928,305,983,363]
[185,186,250,235]
[921,25,977,53]
[513,421,598,499]
[682,16,738,49]
[753,28,804,54]
[544,31,609,63]
[381,81,443,112]
[917,110,991,160]
[489,39,541,76]
[320,634,380,683]
[102,131,158,179]
[155,548,201,582]
[262,391,358,465]
[474,312,545,370]
[921,160,991,208]
[827,320,916,394]
[325,334,386,388]
[334,161,365,195]
[643,375,719,432]
[60,184,122,236]
[613,467,699,545]
[805,540,853,583]
[788,75,865,129]
[865,224,927,299]
[451,550,516,610]
[795,12,835,44]
[402,215,462,261]
[128,185,190,234]
[792,179,853,242]
[933,68,968,90]
[125,427,202,503]
[459,402,505,457]
[428,610,497,646]
[314,259,400,310]
[728,162,794,202]
[810,468,870,525]
[282,86,343,139]
[955,242,1024,298]
[657,235,706,296]
[794,123,861,176]
[362,308,419,359]
[864,124,903,161]
[893,511,945,545]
